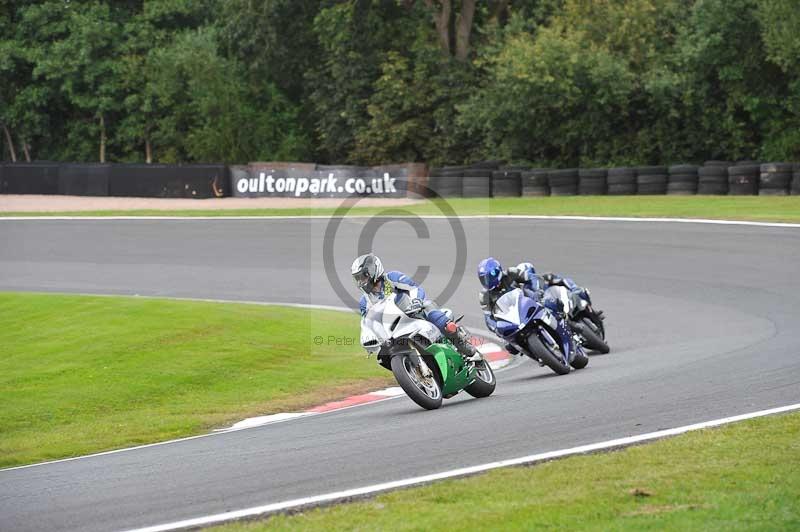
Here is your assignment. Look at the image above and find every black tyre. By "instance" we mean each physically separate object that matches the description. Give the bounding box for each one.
[550,187,578,196]
[573,317,610,354]
[607,168,636,185]
[526,332,570,375]
[578,168,607,195]
[699,166,728,177]
[579,168,608,179]
[464,359,496,398]
[390,354,443,410]
[549,169,579,187]
[470,160,505,170]
[759,172,792,188]
[728,170,758,195]
[668,164,699,175]
[523,186,550,196]
[669,173,699,183]
[759,188,789,196]
[728,165,760,176]
[463,169,493,178]
[491,170,522,197]
[636,183,667,195]
[522,169,549,185]
[729,184,758,195]
[761,162,794,173]
[462,176,491,197]
[427,175,462,198]
[570,350,589,369]
[637,174,669,185]
[635,166,668,176]
[637,174,668,195]
[607,183,637,195]
[697,183,728,195]
[667,182,697,195]
[522,169,549,196]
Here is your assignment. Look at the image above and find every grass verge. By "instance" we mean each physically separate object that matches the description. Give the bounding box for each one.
[0,293,389,468]
[2,196,800,222]
[218,410,800,531]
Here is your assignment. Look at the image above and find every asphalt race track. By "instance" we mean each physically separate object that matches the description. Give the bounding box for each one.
[1,217,799,531]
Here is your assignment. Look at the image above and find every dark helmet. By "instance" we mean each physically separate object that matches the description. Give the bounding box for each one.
[478,257,504,290]
[351,253,385,291]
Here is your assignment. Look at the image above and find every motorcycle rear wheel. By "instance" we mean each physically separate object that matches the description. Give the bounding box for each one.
[391,354,443,410]
[526,333,570,375]
[577,316,610,354]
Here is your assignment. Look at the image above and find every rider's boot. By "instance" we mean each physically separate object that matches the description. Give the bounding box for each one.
[443,322,482,362]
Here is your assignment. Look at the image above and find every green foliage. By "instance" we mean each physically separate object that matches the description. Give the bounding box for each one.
[146,28,307,162]
[307,1,415,163]
[353,32,479,165]
[1,0,798,164]
[459,13,639,165]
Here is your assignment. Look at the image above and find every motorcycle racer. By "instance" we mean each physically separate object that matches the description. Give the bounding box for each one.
[477,257,597,334]
[351,253,481,362]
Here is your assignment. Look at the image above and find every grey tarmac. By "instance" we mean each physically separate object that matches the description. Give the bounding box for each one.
[0,217,798,532]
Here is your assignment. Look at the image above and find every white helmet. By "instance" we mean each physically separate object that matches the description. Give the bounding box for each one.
[351,253,385,291]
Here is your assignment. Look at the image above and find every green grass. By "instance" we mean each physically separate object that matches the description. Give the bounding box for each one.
[218,411,800,531]
[3,196,800,222]
[0,293,390,467]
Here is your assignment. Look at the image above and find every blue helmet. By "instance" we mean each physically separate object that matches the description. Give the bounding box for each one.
[478,257,504,290]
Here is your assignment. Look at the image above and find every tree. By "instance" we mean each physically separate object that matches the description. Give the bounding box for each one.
[307,1,412,162]
[1,0,60,161]
[117,0,217,162]
[148,28,306,163]
[30,2,126,162]
[674,0,790,160]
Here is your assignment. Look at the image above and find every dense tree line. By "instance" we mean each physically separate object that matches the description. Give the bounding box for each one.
[1,0,798,166]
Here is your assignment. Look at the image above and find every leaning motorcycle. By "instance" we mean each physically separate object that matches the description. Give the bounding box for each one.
[360,295,495,410]
[491,287,588,375]
[543,283,609,354]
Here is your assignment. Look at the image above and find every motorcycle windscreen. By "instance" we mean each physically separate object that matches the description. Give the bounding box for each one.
[543,285,570,315]
[361,301,390,347]
[494,288,523,326]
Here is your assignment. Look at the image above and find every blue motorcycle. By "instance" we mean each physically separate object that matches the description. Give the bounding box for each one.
[491,287,588,375]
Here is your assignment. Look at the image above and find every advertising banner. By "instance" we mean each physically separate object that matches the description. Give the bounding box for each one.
[231,164,408,198]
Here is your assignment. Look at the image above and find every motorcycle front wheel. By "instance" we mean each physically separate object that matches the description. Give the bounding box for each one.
[464,359,496,398]
[526,332,570,375]
[391,354,443,410]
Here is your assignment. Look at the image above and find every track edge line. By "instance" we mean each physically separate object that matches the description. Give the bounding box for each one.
[124,401,800,532]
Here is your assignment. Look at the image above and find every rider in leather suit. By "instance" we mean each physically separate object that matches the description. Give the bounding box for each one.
[478,257,595,335]
[352,253,481,361]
